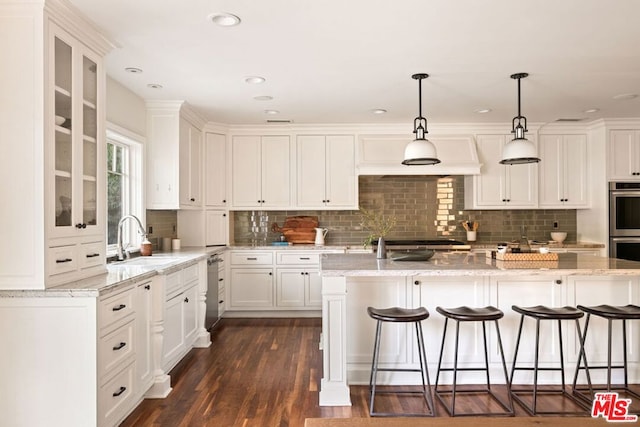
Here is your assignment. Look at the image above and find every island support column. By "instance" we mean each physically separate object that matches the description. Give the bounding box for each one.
[320,276,352,406]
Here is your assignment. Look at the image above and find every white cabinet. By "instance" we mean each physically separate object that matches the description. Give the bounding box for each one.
[464,134,538,209]
[230,268,274,308]
[146,101,205,209]
[539,134,589,208]
[608,130,640,180]
[135,281,153,397]
[206,210,228,246]
[205,132,227,208]
[231,135,292,208]
[44,21,108,287]
[296,135,356,208]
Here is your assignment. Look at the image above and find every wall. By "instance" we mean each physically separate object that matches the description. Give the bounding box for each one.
[233,175,577,246]
[106,77,146,137]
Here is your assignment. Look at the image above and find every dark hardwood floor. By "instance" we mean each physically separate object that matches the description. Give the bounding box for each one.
[121,318,639,427]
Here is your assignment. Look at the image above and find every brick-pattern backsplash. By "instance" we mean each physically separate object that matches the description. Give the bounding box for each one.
[232,175,577,246]
[146,210,177,244]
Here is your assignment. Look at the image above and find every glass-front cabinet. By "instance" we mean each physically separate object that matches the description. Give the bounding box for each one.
[49,24,103,239]
[46,21,106,285]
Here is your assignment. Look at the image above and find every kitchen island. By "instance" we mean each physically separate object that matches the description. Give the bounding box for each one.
[319,252,640,406]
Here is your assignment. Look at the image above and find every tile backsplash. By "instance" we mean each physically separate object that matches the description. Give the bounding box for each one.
[232,175,577,246]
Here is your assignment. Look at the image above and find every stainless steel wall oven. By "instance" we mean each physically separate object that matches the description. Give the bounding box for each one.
[609,182,640,261]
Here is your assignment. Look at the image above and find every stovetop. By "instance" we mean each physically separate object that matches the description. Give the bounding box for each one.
[373,239,471,250]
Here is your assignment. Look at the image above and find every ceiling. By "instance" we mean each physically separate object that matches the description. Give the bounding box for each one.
[69,0,640,126]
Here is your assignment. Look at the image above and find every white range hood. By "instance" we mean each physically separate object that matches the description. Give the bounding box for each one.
[357,134,481,175]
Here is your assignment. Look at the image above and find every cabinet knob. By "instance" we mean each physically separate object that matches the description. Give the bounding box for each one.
[222,199,226,203]
[414,280,421,286]
[301,272,305,275]
[190,197,195,202]
[144,284,151,290]
[184,297,189,303]
[555,279,562,285]
[268,272,273,276]
[223,213,226,217]
[75,223,87,229]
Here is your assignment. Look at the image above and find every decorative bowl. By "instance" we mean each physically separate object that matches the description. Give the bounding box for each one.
[550,232,567,243]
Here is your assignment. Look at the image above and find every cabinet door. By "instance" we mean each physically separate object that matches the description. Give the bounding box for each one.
[306,269,322,307]
[608,130,640,180]
[297,136,327,207]
[504,138,538,208]
[229,268,274,308]
[205,133,227,207]
[205,210,228,246]
[562,134,588,208]
[538,135,564,207]
[183,282,199,347]
[325,135,356,208]
[178,119,202,207]
[135,281,153,392]
[468,135,509,207]
[163,292,185,370]
[276,269,306,307]
[261,136,291,207]
[231,136,262,207]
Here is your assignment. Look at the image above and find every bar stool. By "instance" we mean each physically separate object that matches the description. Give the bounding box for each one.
[510,305,590,415]
[572,304,640,405]
[367,306,436,417]
[434,306,514,417]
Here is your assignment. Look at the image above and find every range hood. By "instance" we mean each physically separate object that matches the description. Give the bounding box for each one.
[357,134,481,175]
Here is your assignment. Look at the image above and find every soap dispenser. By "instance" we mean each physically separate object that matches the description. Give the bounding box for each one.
[140,236,153,256]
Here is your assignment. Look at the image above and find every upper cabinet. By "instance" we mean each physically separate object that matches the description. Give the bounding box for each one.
[538,134,589,208]
[296,135,357,209]
[146,101,205,210]
[204,132,227,208]
[464,134,538,209]
[231,135,292,209]
[608,130,640,180]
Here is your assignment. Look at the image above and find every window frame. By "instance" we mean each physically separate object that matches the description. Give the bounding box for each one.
[106,123,145,256]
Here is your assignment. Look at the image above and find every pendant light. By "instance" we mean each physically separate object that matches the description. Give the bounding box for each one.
[402,73,440,165]
[500,73,540,165]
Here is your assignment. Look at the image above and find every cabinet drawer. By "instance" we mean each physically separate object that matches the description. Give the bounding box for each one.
[165,270,182,298]
[80,241,103,269]
[98,361,135,427]
[181,263,199,284]
[276,252,320,265]
[99,287,136,333]
[48,245,78,275]
[230,252,273,265]
[99,320,135,379]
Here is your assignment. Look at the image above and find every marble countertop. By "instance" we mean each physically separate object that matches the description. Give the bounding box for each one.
[320,252,640,277]
[0,247,226,298]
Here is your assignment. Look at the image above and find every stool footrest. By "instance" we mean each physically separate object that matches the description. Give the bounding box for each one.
[511,389,591,416]
[435,388,514,417]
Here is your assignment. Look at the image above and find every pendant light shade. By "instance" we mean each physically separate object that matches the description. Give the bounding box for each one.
[500,73,540,165]
[403,73,440,166]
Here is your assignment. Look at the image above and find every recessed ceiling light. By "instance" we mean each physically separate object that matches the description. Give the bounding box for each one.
[208,12,241,27]
[474,108,492,114]
[583,108,599,114]
[147,83,163,89]
[253,95,273,101]
[245,76,266,84]
[613,93,638,100]
[264,109,279,115]
[125,67,143,74]
[370,109,387,114]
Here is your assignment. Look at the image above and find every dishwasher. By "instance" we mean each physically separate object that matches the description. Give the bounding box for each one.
[206,254,222,331]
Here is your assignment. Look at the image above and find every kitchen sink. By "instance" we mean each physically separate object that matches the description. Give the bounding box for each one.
[112,256,180,267]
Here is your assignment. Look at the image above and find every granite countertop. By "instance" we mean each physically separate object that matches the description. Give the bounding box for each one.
[0,246,226,298]
[320,252,640,277]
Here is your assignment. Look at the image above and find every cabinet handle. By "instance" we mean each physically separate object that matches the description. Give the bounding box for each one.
[112,304,126,311]
[219,300,224,304]
[56,258,73,264]
[247,257,258,261]
[86,253,100,258]
[218,278,224,282]
[112,342,126,351]
[299,257,311,260]
[112,386,127,397]
[184,297,189,303]
[144,284,151,290]
[555,279,562,285]
[414,280,421,286]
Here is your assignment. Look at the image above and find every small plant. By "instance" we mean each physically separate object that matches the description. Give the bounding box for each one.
[360,206,397,248]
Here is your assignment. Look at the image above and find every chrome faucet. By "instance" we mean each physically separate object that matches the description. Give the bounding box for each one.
[116,214,147,261]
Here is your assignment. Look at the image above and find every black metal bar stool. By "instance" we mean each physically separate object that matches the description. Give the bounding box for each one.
[434,306,514,417]
[572,304,640,406]
[367,306,436,417]
[510,305,590,415]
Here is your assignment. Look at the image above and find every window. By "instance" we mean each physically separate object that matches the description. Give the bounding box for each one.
[106,125,143,254]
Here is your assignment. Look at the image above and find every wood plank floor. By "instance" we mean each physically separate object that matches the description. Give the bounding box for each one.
[121,318,640,426]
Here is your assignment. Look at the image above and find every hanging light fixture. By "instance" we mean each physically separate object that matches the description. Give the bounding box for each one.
[402,73,440,165]
[500,72,540,165]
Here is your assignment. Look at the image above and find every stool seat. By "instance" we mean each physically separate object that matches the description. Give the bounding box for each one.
[436,305,504,321]
[367,306,429,322]
[577,304,640,319]
[512,305,584,320]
